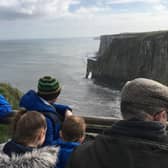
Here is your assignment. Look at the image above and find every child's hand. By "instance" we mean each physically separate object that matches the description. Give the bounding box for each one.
[65,110,73,119]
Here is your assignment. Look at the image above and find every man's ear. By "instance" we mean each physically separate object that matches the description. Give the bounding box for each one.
[153,110,167,125]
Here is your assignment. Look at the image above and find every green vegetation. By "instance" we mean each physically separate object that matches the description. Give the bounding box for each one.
[0,124,10,143]
[0,83,22,109]
[0,83,22,143]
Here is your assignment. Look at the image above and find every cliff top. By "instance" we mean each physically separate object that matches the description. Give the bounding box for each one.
[101,30,168,39]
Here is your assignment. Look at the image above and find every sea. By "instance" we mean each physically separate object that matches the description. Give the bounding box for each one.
[0,37,121,118]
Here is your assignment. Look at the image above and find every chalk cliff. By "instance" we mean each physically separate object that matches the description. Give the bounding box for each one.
[87,31,168,87]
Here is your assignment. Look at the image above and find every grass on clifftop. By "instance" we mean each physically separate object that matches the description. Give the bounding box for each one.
[0,83,22,109]
[0,83,23,143]
[0,124,10,143]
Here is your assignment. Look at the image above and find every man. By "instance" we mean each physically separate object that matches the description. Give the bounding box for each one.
[20,76,72,146]
[67,78,168,168]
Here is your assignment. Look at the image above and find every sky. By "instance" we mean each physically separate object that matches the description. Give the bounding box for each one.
[0,0,168,39]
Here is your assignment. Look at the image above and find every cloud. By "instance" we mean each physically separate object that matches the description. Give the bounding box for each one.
[0,3,168,39]
[0,0,167,20]
[0,0,79,20]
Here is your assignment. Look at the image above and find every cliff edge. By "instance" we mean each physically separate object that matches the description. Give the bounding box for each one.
[86,31,168,88]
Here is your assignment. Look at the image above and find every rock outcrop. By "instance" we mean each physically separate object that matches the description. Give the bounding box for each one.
[87,31,168,87]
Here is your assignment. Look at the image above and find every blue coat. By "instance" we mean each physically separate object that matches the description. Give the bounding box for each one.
[56,139,80,168]
[0,95,12,118]
[19,90,72,146]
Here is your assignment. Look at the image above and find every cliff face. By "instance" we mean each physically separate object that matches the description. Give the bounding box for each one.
[87,31,168,87]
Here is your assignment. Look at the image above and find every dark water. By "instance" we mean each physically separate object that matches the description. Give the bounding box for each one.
[0,38,121,118]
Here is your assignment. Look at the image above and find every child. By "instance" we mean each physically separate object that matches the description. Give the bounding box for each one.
[56,116,86,168]
[20,76,72,146]
[1,109,59,168]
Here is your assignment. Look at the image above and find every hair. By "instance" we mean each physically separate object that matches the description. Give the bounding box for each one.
[61,116,86,142]
[12,109,47,145]
[38,90,61,101]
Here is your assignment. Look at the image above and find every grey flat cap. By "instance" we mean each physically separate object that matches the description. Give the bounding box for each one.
[121,78,168,113]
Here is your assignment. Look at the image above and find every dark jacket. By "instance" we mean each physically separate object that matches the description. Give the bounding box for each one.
[0,142,59,168]
[67,120,168,168]
[20,90,72,146]
[0,95,12,118]
[56,139,80,168]
[3,140,34,157]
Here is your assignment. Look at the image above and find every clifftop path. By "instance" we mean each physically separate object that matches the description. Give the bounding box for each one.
[87,31,168,88]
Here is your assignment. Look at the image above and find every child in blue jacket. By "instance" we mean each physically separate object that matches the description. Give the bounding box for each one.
[56,116,86,168]
[20,76,72,146]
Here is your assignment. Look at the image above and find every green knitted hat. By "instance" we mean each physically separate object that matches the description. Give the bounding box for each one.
[37,76,61,100]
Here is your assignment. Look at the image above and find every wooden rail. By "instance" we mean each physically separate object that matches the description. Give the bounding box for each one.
[1,114,168,141]
[0,114,120,136]
[82,115,120,134]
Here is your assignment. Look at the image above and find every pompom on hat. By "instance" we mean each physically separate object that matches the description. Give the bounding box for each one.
[37,76,61,100]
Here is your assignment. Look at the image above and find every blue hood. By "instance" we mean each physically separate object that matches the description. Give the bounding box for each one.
[3,140,33,157]
[57,139,80,149]
[56,139,80,168]
[20,90,55,113]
